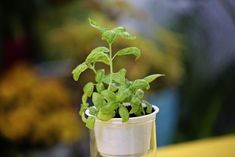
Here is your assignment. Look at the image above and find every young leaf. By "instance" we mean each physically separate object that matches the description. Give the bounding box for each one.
[119,31,136,39]
[97,110,114,121]
[88,18,107,33]
[113,26,125,33]
[146,105,153,114]
[82,94,88,104]
[81,113,87,123]
[102,30,117,44]
[129,94,142,114]
[79,103,89,116]
[103,69,126,85]
[131,79,150,90]
[96,83,105,93]
[135,89,144,99]
[117,88,131,102]
[95,54,110,65]
[129,104,140,114]
[95,69,105,83]
[86,116,96,129]
[115,47,141,59]
[131,96,141,106]
[72,63,88,81]
[135,108,144,116]
[143,100,153,114]
[102,74,110,84]
[113,26,136,39]
[109,84,118,92]
[99,103,117,115]
[92,92,105,109]
[112,68,127,84]
[144,74,165,83]
[86,47,110,65]
[88,107,98,116]
[83,82,94,97]
[102,102,119,112]
[101,90,116,102]
[118,68,127,76]
[119,106,129,122]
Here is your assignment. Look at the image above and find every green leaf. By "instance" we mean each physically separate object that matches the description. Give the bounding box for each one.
[96,83,105,93]
[97,109,114,121]
[86,116,96,129]
[81,113,87,123]
[118,68,127,76]
[109,84,119,92]
[88,18,107,33]
[99,102,118,115]
[131,79,150,90]
[82,94,87,104]
[72,63,88,81]
[119,31,136,39]
[86,47,110,65]
[103,69,127,85]
[102,74,110,84]
[117,88,131,102]
[95,69,105,83]
[83,82,94,97]
[95,54,110,65]
[135,108,144,116]
[135,89,144,99]
[144,74,165,83]
[101,90,116,102]
[112,69,127,84]
[131,96,141,106]
[146,104,153,114]
[113,26,125,33]
[119,106,129,122]
[88,107,98,116]
[143,100,153,114]
[102,102,119,112]
[129,105,140,114]
[102,30,117,44]
[92,92,105,109]
[115,47,141,59]
[130,96,141,114]
[113,26,136,39]
[79,103,89,116]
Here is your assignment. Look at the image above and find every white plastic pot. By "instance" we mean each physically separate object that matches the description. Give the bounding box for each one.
[86,105,159,157]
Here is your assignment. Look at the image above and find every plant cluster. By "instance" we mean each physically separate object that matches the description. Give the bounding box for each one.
[72,19,164,129]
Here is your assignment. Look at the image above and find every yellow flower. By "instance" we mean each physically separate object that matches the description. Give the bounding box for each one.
[0,63,85,145]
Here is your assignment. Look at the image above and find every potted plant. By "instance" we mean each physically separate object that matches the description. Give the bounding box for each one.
[72,19,164,157]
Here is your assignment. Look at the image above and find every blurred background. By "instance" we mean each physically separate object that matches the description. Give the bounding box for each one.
[0,0,235,157]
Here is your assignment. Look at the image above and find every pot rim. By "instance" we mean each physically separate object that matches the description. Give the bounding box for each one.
[85,105,159,125]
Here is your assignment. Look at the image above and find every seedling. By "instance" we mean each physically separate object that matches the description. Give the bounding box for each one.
[72,19,164,129]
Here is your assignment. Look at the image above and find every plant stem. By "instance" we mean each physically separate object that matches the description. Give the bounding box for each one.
[90,66,96,74]
[108,43,113,90]
[89,63,96,74]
